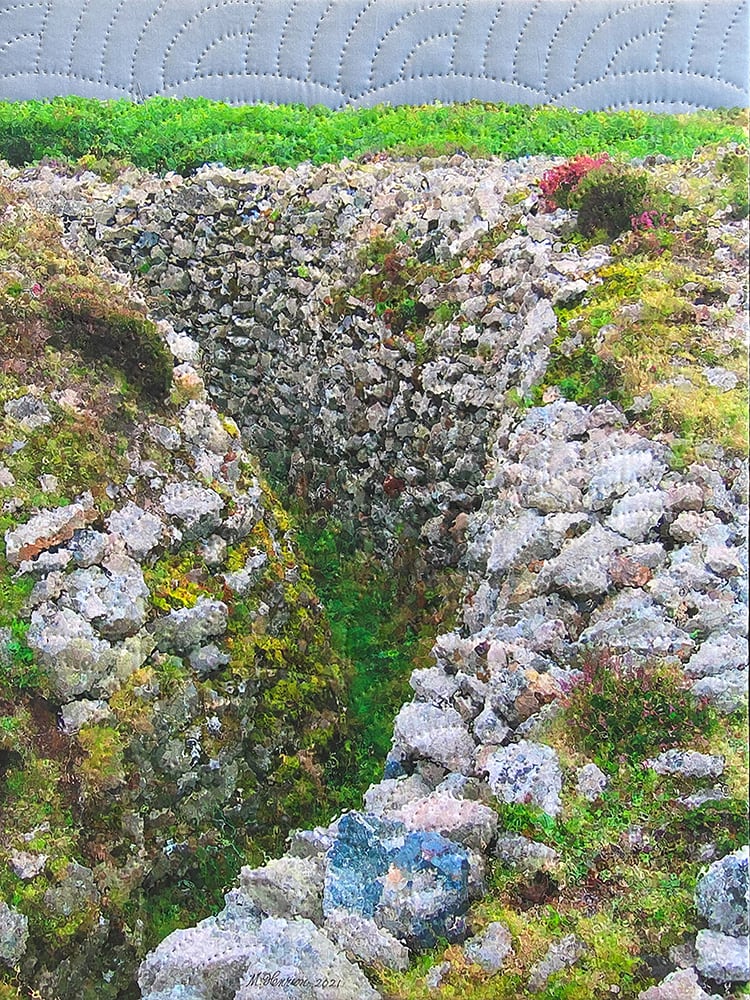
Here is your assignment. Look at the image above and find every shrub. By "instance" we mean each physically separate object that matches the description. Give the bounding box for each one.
[539,153,611,210]
[562,653,719,768]
[572,163,650,238]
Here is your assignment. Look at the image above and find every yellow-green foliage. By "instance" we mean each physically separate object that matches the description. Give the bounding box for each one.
[76,725,127,795]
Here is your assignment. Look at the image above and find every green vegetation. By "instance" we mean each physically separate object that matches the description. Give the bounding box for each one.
[294,517,461,806]
[0,98,745,174]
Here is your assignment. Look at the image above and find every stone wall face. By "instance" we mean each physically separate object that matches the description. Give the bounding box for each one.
[0,0,747,110]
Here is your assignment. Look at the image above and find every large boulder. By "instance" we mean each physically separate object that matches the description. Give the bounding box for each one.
[322,812,471,949]
[695,929,750,983]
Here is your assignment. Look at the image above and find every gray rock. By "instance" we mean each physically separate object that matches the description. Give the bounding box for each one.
[153,598,228,654]
[392,792,498,852]
[685,633,748,679]
[148,423,182,452]
[638,966,721,999]
[4,493,96,565]
[324,908,409,971]
[239,856,324,923]
[486,741,562,816]
[575,763,609,801]
[67,528,108,568]
[161,482,224,539]
[59,554,149,639]
[363,775,433,818]
[463,921,513,973]
[223,550,268,596]
[392,702,475,774]
[198,534,227,568]
[0,900,29,967]
[188,644,230,677]
[60,698,113,735]
[180,401,234,455]
[539,524,627,597]
[26,605,115,700]
[644,750,725,780]
[695,929,750,982]
[424,961,451,989]
[691,672,747,714]
[108,502,164,560]
[234,917,381,999]
[43,862,100,917]
[4,393,52,430]
[705,545,743,579]
[528,934,587,992]
[144,988,205,1000]
[695,846,749,937]
[9,850,48,879]
[493,834,559,873]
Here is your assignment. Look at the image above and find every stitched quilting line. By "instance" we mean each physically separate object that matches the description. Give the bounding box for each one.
[398,31,452,79]
[557,67,746,99]
[100,0,130,83]
[35,0,50,72]
[653,0,674,68]
[67,0,93,75]
[335,0,373,87]
[159,0,262,88]
[367,2,462,87]
[602,25,669,78]
[276,0,302,75]
[542,0,582,88]
[718,0,747,77]
[130,0,169,90]
[572,0,666,81]
[310,0,340,81]
[0,30,37,57]
[449,0,467,73]
[513,0,543,81]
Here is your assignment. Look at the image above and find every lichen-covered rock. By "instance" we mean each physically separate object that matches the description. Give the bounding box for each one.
[391,702,475,774]
[493,834,559,873]
[58,554,149,639]
[160,482,224,539]
[695,846,749,937]
[463,921,513,973]
[485,741,563,816]
[391,791,498,852]
[575,762,609,801]
[26,605,117,700]
[152,598,228,654]
[695,929,750,982]
[0,900,29,967]
[108,502,165,560]
[322,812,471,949]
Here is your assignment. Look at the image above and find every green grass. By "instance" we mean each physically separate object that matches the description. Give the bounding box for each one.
[0,98,745,174]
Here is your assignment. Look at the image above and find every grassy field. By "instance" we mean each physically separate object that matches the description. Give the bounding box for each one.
[0,97,746,174]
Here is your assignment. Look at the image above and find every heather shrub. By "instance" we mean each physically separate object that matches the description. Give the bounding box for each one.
[538,153,611,210]
[572,163,651,237]
[563,653,719,768]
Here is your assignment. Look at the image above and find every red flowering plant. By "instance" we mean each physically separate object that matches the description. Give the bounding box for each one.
[538,153,611,211]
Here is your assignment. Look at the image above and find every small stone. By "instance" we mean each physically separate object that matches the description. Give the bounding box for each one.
[9,851,48,880]
[694,846,749,937]
[576,762,610,801]
[67,528,108,568]
[464,921,513,973]
[705,545,743,578]
[153,599,229,654]
[108,502,164,560]
[148,423,181,451]
[60,699,113,735]
[239,855,324,923]
[325,908,410,971]
[691,672,747,714]
[160,482,224,539]
[424,961,451,989]
[0,900,28,967]
[198,534,227,569]
[486,741,562,816]
[493,834,559,873]
[392,792,498,852]
[38,474,59,493]
[4,394,52,431]
[643,750,724,781]
[188,644,230,677]
[4,493,96,565]
[528,934,587,992]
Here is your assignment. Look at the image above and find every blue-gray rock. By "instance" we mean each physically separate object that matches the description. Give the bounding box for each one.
[0,900,29,967]
[392,701,475,774]
[59,554,149,639]
[486,741,562,816]
[4,393,52,431]
[695,846,749,937]
[695,929,750,982]
[323,812,471,949]
[239,856,324,923]
[691,672,747,714]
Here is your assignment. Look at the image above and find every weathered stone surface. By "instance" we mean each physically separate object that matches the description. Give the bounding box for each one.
[575,763,609,801]
[4,393,52,430]
[644,750,725,781]
[695,929,750,982]
[392,792,498,852]
[493,834,559,873]
[486,741,562,816]
[463,921,513,973]
[324,908,410,971]
[363,775,433,818]
[108,502,164,560]
[160,482,224,539]
[4,493,96,565]
[691,672,748,714]
[695,846,749,937]
[0,900,29,967]
[43,862,100,917]
[638,967,721,1000]
[392,702,475,774]
[9,850,48,880]
[153,599,228,654]
[26,605,116,700]
[59,554,149,639]
[60,698,113,734]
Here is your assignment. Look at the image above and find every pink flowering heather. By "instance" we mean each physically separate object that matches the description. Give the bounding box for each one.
[539,153,610,211]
